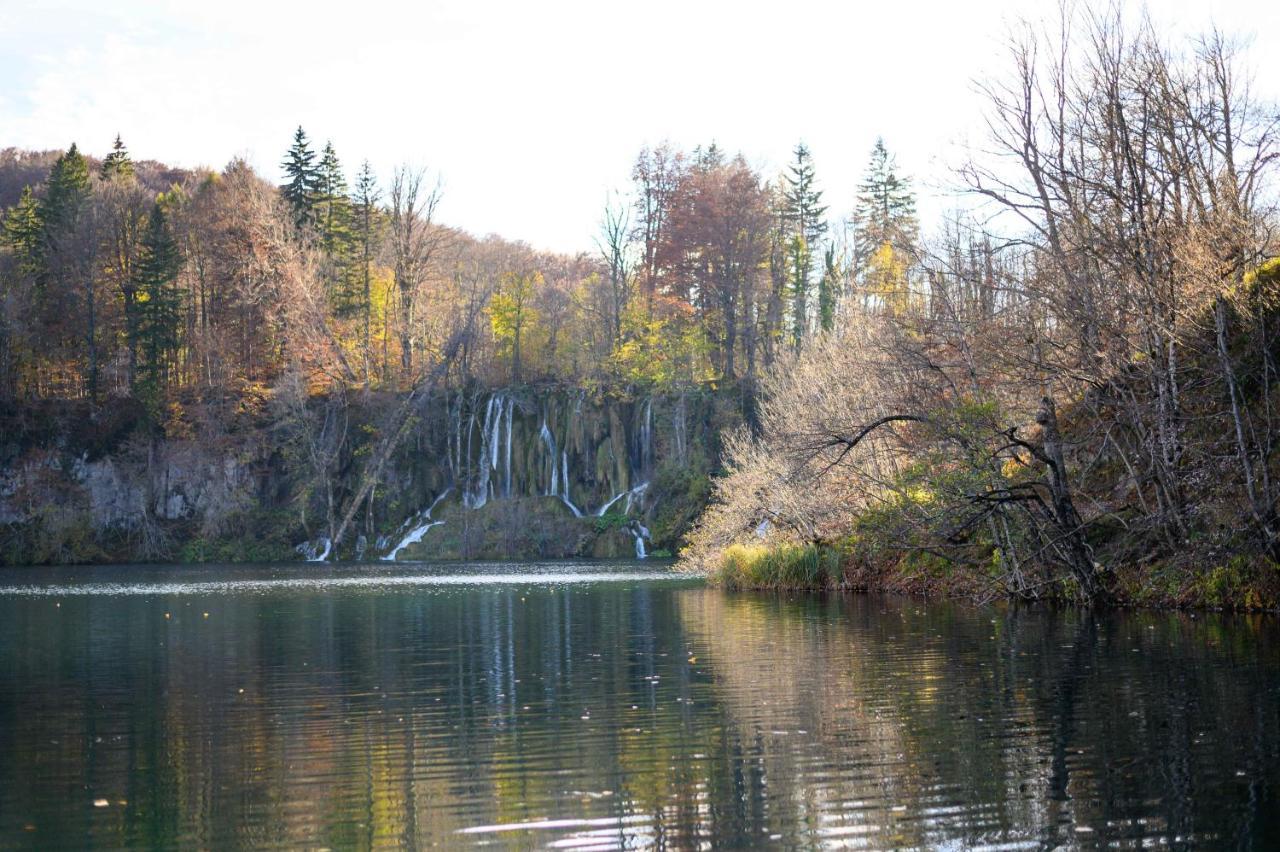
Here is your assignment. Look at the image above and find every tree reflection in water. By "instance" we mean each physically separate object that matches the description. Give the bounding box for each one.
[0,565,1276,848]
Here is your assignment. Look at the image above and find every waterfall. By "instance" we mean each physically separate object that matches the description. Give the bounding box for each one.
[383,488,451,561]
[623,481,649,514]
[539,420,557,497]
[594,481,649,517]
[640,398,653,473]
[629,521,650,559]
[488,394,501,471]
[539,411,582,517]
[503,396,514,497]
[673,394,687,464]
[296,536,332,562]
[558,450,583,517]
[466,395,508,510]
[383,520,442,561]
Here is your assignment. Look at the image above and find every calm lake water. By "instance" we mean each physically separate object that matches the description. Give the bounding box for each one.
[0,562,1277,849]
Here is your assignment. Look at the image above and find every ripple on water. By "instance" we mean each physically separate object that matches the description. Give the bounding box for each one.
[0,564,1276,849]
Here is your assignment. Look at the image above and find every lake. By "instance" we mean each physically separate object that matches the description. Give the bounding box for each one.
[0,561,1277,849]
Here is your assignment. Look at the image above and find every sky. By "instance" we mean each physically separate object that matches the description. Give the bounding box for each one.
[1,0,1277,254]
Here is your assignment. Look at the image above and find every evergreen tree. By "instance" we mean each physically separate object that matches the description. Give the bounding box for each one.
[132,200,184,403]
[2,186,45,283]
[42,143,90,240]
[817,245,840,333]
[782,143,828,247]
[351,160,382,377]
[317,141,352,254]
[100,134,134,180]
[42,144,97,397]
[280,126,322,233]
[781,143,828,350]
[853,139,917,312]
[692,141,724,172]
[853,138,917,253]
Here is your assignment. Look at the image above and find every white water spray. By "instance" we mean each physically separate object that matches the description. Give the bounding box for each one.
[383,488,451,561]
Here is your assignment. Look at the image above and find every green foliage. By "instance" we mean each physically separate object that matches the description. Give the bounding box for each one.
[2,186,44,282]
[490,270,540,383]
[608,304,712,389]
[854,138,917,253]
[592,511,630,533]
[132,200,184,408]
[1190,557,1280,610]
[100,134,134,180]
[817,245,839,333]
[714,542,841,590]
[42,143,90,240]
[650,461,712,548]
[781,142,828,247]
[280,126,322,233]
[788,234,810,349]
[178,509,297,563]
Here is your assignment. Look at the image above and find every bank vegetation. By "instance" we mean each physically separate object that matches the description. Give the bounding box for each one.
[686,8,1280,609]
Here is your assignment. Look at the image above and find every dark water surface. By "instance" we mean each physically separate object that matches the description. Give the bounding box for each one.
[0,562,1277,849]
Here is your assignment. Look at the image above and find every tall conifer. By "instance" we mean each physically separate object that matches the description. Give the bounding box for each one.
[132,200,183,403]
[100,134,134,180]
[281,126,322,233]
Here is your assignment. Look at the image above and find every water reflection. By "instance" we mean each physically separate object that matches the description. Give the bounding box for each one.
[0,564,1276,849]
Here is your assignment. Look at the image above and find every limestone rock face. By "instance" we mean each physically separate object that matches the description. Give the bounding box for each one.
[378,387,723,561]
[0,385,731,564]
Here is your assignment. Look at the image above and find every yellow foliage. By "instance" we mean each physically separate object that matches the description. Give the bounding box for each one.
[865,241,912,314]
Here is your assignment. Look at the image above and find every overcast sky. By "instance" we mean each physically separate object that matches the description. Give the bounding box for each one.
[2,0,1276,254]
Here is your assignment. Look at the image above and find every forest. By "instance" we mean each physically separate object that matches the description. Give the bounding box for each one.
[2,7,1278,608]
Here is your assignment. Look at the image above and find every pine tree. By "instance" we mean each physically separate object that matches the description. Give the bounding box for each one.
[351,160,382,378]
[853,139,918,312]
[43,143,90,240]
[42,144,97,397]
[132,200,184,404]
[281,126,322,233]
[2,186,45,283]
[317,141,352,254]
[782,143,828,247]
[100,134,134,180]
[853,138,917,254]
[781,143,828,350]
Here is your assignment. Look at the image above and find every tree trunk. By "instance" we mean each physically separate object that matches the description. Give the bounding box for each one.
[1036,396,1105,603]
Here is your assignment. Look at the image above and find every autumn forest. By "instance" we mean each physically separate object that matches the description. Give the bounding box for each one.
[2,6,1280,610]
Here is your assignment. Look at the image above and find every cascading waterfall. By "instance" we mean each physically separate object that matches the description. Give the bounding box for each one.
[558,450,583,517]
[673,394,687,464]
[503,396,514,497]
[640,398,653,474]
[383,488,451,561]
[539,420,557,497]
[630,521,651,559]
[302,389,668,562]
[595,481,649,517]
[296,537,332,562]
[465,393,518,510]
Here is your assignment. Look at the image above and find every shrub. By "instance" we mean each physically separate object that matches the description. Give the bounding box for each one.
[714,542,841,590]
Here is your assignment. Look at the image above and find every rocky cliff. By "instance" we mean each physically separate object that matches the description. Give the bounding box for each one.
[0,386,735,565]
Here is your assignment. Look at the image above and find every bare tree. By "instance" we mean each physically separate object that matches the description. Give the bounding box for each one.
[388,166,444,379]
